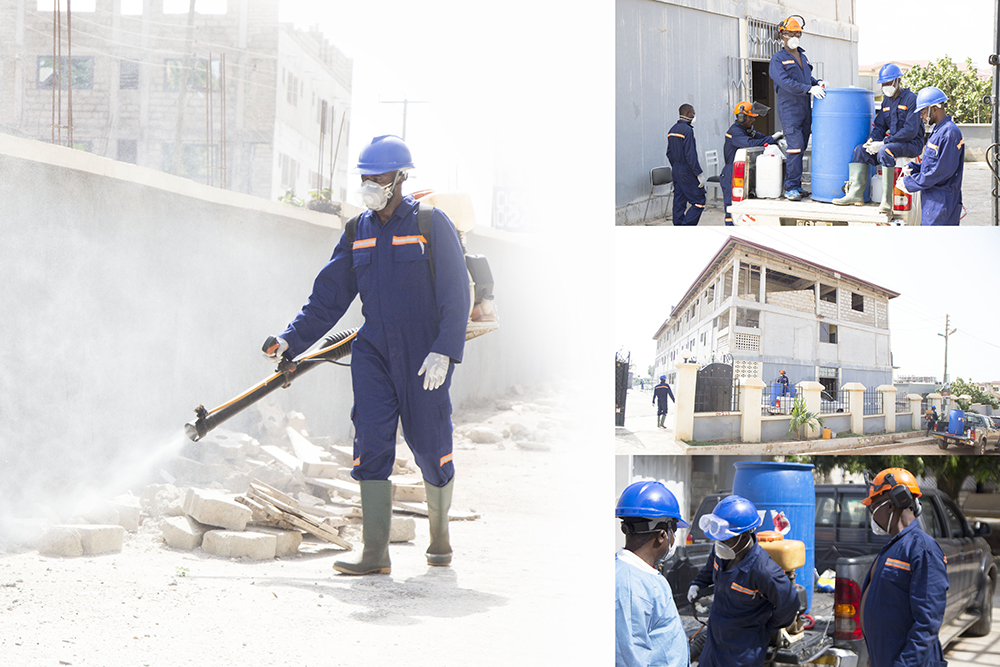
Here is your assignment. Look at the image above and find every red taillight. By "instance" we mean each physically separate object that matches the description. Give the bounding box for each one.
[891,167,912,212]
[686,534,693,545]
[834,577,863,640]
[732,161,746,202]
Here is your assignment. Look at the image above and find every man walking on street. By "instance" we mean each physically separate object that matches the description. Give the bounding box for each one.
[925,405,938,436]
[653,375,676,429]
[666,104,706,226]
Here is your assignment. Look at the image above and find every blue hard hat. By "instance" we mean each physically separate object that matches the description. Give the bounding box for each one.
[616,481,689,528]
[355,135,415,175]
[877,63,903,84]
[660,375,667,380]
[698,495,762,540]
[914,86,948,112]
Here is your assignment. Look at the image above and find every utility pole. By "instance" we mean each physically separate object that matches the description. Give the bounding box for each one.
[938,314,957,385]
[379,98,428,141]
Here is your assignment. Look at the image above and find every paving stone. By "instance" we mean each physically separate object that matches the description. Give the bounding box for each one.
[248,526,303,557]
[161,516,209,551]
[183,488,251,531]
[467,427,504,444]
[390,517,416,543]
[202,530,277,560]
[39,525,124,556]
[37,527,83,557]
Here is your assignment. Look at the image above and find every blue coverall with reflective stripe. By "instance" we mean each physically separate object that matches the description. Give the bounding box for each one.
[902,116,965,225]
[691,542,800,667]
[280,195,470,486]
[666,119,705,226]
[851,87,925,168]
[860,521,948,667]
[653,382,676,415]
[769,47,818,192]
[722,122,771,224]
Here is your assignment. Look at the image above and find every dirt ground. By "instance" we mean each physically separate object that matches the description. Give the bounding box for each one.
[0,390,609,666]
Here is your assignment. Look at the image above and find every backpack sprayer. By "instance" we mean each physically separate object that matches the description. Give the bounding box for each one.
[184,191,498,442]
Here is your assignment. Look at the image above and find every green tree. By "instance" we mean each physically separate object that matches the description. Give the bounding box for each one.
[903,56,993,124]
[939,377,1000,410]
[791,455,1000,501]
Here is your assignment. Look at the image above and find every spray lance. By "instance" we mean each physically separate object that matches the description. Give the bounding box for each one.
[184,190,498,442]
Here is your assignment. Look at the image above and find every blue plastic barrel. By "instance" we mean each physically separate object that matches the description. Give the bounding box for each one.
[948,409,965,435]
[733,461,815,612]
[810,88,874,203]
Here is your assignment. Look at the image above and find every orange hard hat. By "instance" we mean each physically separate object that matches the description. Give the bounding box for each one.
[779,15,805,33]
[862,468,921,506]
[734,101,757,117]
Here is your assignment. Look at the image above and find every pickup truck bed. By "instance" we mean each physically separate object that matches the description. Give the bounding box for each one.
[730,198,901,226]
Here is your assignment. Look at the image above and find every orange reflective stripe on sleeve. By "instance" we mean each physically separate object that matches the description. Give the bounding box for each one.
[668,133,686,140]
[725,133,733,138]
[957,140,964,149]
[353,238,376,250]
[787,148,802,153]
[694,204,705,209]
[392,235,428,246]
[885,558,911,571]
[898,105,908,110]
[781,60,794,65]
[885,148,895,157]
[440,453,453,466]
[731,582,758,596]
[353,456,361,467]
[928,142,939,152]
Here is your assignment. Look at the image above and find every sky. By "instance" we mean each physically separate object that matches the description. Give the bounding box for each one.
[856,0,996,70]
[614,227,1000,385]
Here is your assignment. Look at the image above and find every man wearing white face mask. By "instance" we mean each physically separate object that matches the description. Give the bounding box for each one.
[615,480,690,667]
[263,134,470,575]
[860,468,948,667]
[666,104,706,226]
[687,495,799,667]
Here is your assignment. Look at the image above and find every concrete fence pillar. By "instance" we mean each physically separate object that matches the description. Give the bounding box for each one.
[739,377,765,443]
[907,394,923,430]
[928,393,942,415]
[675,362,699,441]
[798,381,824,439]
[879,385,898,433]
[844,382,866,435]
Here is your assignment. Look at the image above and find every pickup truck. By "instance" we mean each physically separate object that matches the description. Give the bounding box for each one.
[728,145,921,226]
[831,487,997,667]
[931,409,999,455]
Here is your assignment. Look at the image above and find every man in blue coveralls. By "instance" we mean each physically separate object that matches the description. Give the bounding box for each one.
[721,101,783,225]
[897,87,966,225]
[653,375,675,429]
[768,15,827,201]
[860,468,948,667]
[666,104,706,226]
[263,135,470,575]
[615,480,690,667]
[834,63,925,210]
[687,495,800,667]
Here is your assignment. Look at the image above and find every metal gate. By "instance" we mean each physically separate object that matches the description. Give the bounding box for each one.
[615,351,630,427]
[695,363,735,413]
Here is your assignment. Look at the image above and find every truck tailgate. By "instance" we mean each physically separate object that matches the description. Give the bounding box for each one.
[731,199,900,226]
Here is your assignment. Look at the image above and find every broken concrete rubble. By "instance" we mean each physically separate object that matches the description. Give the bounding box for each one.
[38,525,125,557]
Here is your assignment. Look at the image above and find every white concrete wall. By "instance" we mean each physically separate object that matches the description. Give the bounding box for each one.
[0,133,554,513]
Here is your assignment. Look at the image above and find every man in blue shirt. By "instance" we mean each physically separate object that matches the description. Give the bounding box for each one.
[263,135,471,575]
[860,468,948,667]
[653,375,676,429]
[898,87,966,225]
[666,104,706,226]
[616,480,690,667]
[721,101,782,225]
[834,63,924,210]
[768,15,826,201]
[687,495,800,667]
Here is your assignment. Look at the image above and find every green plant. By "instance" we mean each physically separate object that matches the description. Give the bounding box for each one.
[787,396,824,440]
[278,188,305,208]
[175,566,189,577]
[903,57,992,124]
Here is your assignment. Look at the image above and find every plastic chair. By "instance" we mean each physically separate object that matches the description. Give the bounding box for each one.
[642,166,673,223]
[704,150,722,202]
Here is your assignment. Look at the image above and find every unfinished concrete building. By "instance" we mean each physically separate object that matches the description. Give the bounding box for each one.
[653,238,899,397]
[0,0,351,202]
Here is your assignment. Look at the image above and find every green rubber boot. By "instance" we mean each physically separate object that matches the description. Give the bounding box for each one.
[878,166,895,213]
[832,163,868,206]
[424,478,454,566]
[657,414,664,428]
[333,480,392,575]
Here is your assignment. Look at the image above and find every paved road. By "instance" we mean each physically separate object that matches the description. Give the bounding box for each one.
[642,162,997,226]
[615,387,686,454]
[944,579,1000,667]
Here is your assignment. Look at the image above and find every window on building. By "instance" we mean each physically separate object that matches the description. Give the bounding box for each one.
[37,0,97,11]
[819,284,837,303]
[118,139,137,164]
[821,323,838,344]
[286,73,299,106]
[37,56,94,89]
[279,153,300,189]
[120,60,140,89]
[736,307,759,328]
[851,293,864,312]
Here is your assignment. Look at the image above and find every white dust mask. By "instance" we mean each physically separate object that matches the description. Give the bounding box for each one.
[786,37,800,50]
[358,173,399,211]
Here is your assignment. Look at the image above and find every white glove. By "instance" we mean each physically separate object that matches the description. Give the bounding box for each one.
[697,173,706,189]
[687,585,700,603]
[895,174,911,195]
[418,352,450,391]
[901,164,913,176]
[262,335,288,362]
[865,141,884,155]
[809,85,826,100]
[771,131,784,141]
[818,80,828,89]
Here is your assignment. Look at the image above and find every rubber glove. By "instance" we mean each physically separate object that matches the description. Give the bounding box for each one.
[866,141,884,155]
[697,173,706,189]
[817,80,828,88]
[418,352,450,390]
[901,164,913,176]
[262,335,288,362]
[687,585,700,603]
[895,174,911,195]
[809,85,826,100]
[771,130,784,141]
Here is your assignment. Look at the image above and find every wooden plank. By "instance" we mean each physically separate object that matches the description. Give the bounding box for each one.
[260,445,303,471]
[237,491,353,549]
[249,478,298,507]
